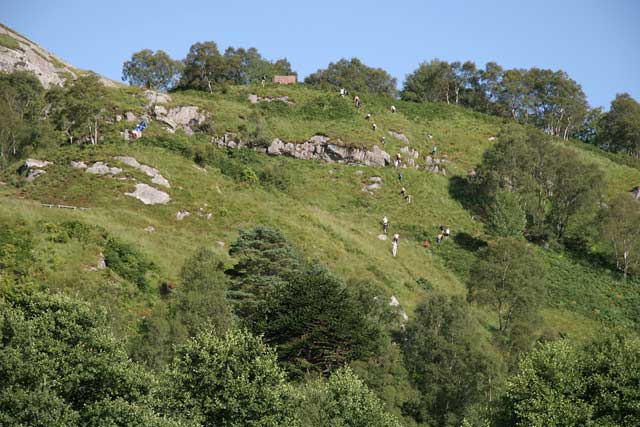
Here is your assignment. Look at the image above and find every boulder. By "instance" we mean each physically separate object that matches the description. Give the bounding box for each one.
[114,156,171,188]
[25,159,52,169]
[124,111,137,122]
[96,252,106,270]
[86,162,121,175]
[144,226,156,233]
[248,94,259,104]
[154,105,167,116]
[308,134,330,144]
[377,234,388,241]
[115,114,122,122]
[365,182,382,191]
[369,176,383,183]
[70,160,87,169]
[389,131,409,144]
[125,183,171,205]
[268,138,285,155]
[113,156,141,168]
[632,187,640,199]
[165,106,205,127]
[144,90,171,104]
[26,169,46,182]
[390,296,400,307]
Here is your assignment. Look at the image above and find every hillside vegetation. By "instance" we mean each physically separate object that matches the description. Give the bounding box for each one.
[1,43,640,426]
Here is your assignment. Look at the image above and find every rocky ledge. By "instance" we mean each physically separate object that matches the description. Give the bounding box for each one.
[212,134,391,167]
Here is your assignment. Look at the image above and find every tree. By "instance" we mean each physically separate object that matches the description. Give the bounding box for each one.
[47,73,107,145]
[598,93,640,157]
[122,49,181,91]
[161,328,295,427]
[401,294,500,427]
[468,238,544,335]
[498,333,640,427]
[295,367,402,427]
[223,47,295,85]
[132,247,234,368]
[256,266,383,376]
[0,71,56,167]
[0,291,179,426]
[305,58,397,97]
[486,190,526,238]
[599,193,640,279]
[179,41,226,92]
[401,59,453,103]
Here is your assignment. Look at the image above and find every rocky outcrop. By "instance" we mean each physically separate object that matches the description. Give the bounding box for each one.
[125,183,171,205]
[86,162,122,176]
[22,159,52,181]
[144,90,171,105]
[248,94,293,104]
[631,186,640,200]
[154,105,207,133]
[113,156,170,188]
[176,210,190,220]
[389,131,410,144]
[424,156,447,176]
[0,24,117,88]
[214,133,390,167]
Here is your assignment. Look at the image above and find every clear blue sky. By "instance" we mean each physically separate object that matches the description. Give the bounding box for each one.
[2,0,638,109]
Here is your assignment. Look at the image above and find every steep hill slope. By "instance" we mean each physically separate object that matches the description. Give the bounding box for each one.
[3,79,640,343]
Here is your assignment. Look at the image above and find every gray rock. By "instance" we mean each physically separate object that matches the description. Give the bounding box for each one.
[268,138,285,155]
[26,169,46,182]
[176,210,190,220]
[144,90,171,104]
[390,296,400,307]
[96,252,106,270]
[248,94,259,104]
[631,187,640,199]
[369,176,383,183]
[365,183,382,191]
[125,183,171,205]
[124,111,137,122]
[144,226,156,232]
[354,170,364,175]
[217,241,225,247]
[377,234,388,241]
[115,114,122,122]
[308,134,330,144]
[25,159,52,168]
[389,131,410,144]
[114,156,170,188]
[70,160,87,169]
[113,156,140,168]
[86,162,121,175]
[154,105,167,116]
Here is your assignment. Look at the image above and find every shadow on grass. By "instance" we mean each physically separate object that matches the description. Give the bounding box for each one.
[454,232,487,252]
[447,175,485,216]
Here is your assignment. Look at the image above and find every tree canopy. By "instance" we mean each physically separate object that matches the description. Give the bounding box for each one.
[305,58,397,97]
[122,49,181,91]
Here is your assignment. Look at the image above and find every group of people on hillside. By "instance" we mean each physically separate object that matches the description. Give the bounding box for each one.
[382,216,452,257]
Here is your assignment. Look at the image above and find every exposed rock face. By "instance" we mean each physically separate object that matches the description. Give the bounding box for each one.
[23,159,52,181]
[154,105,207,133]
[70,160,87,169]
[144,90,171,105]
[124,112,137,122]
[424,156,448,175]
[86,162,122,175]
[0,24,117,88]
[113,156,170,188]
[248,94,292,104]
[125,183,171,205]
[215,133,390,167]
[389,131,410,144]
[632,186,640,200]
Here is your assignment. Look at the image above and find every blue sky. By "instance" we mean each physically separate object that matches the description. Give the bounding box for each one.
[2,0,638,109]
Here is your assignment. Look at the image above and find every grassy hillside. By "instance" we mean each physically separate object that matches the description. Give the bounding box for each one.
[2,83,639,345]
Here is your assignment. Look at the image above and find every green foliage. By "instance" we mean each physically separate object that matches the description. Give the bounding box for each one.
[468,238,544,337]
[161,328,295,427]
[305,57,397,97]
[104,237,153,289]
[486,190,526,238]
[122,49,181,91]
[0,71,58,168]
[499,333,640,427]
[597,93,640,157]
[402,60,588,139]
[478,125,605,240]
[0,33,21,50]
[0,217,35,285]
[598,193,640,279]
[401,294,501,427]
[48,72,108,144]
[132,247,235,368]
[0,291,178,426]
[295,367,403,427]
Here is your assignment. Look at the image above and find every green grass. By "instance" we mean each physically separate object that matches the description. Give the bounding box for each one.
[2,83,639,345]
[0,33,21,50]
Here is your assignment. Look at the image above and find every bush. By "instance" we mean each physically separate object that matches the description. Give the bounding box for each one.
[104,238,153,289]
